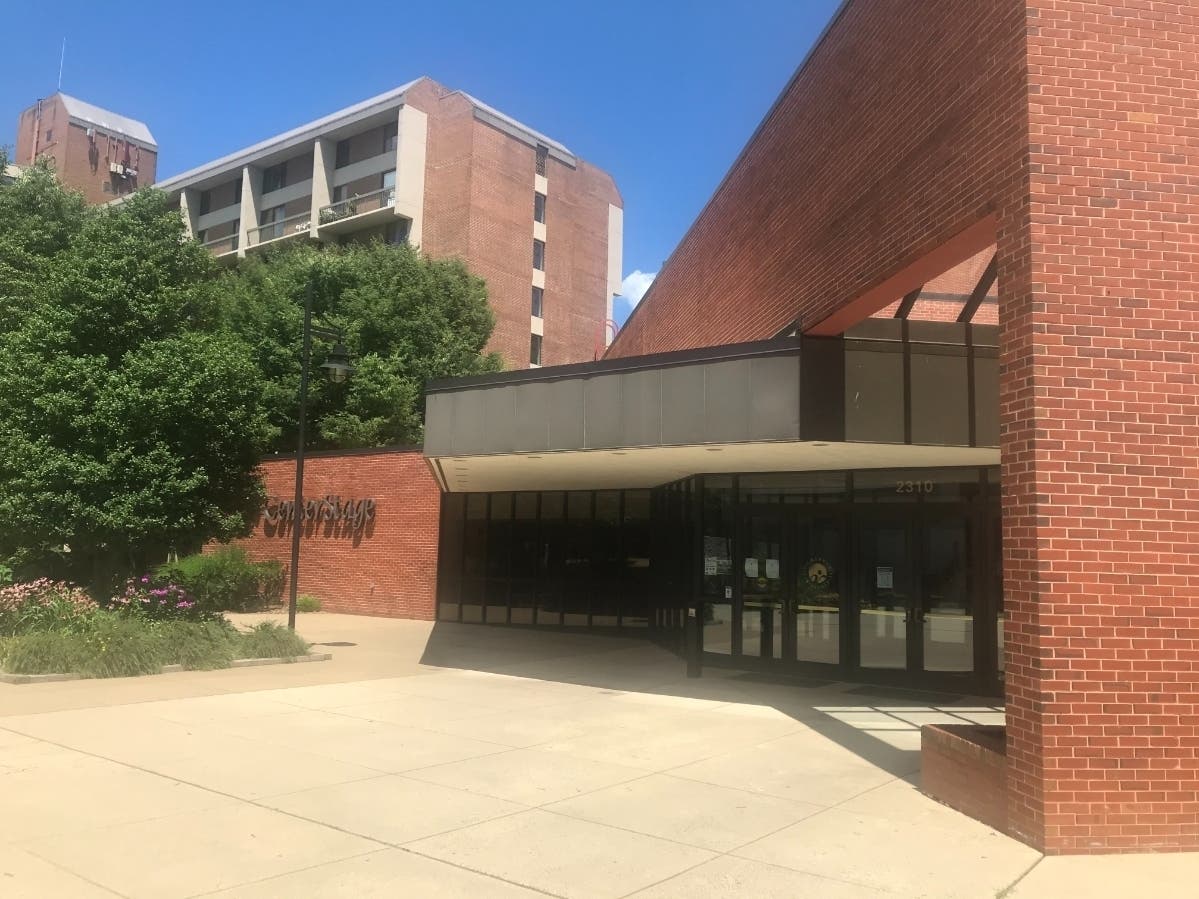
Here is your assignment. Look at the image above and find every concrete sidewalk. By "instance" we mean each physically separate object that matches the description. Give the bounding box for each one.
[1,614,1196,897]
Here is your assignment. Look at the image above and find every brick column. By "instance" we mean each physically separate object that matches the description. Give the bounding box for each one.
[1002,0,1199,853]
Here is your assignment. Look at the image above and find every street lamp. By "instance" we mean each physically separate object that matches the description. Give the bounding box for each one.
[287,278,354,630]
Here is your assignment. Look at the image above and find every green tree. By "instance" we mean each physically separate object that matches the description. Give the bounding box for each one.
[0,182,272,590]
[216,241,502,451]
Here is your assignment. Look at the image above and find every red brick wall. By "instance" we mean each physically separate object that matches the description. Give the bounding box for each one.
[230,449,441,619]
[922,725,1008,835]
[1002,0,1199,854]
[14,95,156,205]
[409,78,621,369]
[607,0,1025,358]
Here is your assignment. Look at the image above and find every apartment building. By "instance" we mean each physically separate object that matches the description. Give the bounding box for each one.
[14,93,157,205]
[154,77,623,369]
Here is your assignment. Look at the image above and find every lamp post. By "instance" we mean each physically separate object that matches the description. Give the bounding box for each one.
[287,278,354,630]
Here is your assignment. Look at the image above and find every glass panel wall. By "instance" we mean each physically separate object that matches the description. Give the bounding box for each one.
[437,488,654,632]
[435,467,1001,690]
[701,477,736,655]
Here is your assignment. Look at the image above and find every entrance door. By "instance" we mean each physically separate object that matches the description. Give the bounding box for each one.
[856,517,913,671]
[793,514,844,665]
[919,512,974,674]
[739,510,786,659]
[854,512,977,680]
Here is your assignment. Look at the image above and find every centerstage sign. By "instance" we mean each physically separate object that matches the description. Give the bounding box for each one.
[262,495,377,531]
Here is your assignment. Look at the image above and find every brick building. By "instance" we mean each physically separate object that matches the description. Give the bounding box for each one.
[153,76,623,369]
[14,93,157,204]
[414,0,1199,856]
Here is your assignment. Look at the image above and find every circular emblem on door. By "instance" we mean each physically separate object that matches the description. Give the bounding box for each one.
[806,557,833,585]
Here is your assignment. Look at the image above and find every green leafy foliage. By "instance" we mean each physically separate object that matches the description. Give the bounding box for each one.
[0,605,310,678]
[216,241,503,451]
[296,594,322,613]
[0,177,272,590]
[0,579,97,636]
[238,621,310,659]
[157,547,284,613]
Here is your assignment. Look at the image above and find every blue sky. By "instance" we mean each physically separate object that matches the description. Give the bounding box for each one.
[1,0,841,325]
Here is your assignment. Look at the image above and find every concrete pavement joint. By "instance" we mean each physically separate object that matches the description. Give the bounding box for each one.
[995,856,1045,898]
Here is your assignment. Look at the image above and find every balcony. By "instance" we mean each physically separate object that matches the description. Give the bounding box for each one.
[317,186,397,235]
[247,211,314,249]
[201,233,239,258]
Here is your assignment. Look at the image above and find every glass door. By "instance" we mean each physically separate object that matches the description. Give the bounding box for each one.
[856,518,913,670]
[920,514,975,674]
[793,515,843,665]
[740,510,785,659]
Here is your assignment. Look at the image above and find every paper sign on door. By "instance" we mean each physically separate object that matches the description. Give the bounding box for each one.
[764,559,780,579]
[744,558,759,577]
[876,566,894,589]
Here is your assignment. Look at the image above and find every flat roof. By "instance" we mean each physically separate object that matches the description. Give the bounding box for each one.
[155,76,577,192]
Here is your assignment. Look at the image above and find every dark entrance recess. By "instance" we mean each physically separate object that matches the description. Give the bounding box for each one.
[435,466,1002,695]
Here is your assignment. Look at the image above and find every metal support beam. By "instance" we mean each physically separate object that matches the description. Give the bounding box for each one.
[894,286,923,319]
[958,254,999,323]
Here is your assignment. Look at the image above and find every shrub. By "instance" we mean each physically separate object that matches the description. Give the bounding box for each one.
[157,548,284,613]
[296,594,322,613]
[0,579,97,636]
[157,620,238,670]
[72,615,169,678]
[1,631,82,674]
[238,622,309,660]
[107,577,213,622]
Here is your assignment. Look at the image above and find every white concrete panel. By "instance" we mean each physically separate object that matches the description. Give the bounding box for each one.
[607,203,624,299]
[310,138,334,233]
[260,178,312,210]
[332,151,396,188]
[394,105,427,247]
[430,441,999,492]
[195,203,239,232]
[238,164,259,258]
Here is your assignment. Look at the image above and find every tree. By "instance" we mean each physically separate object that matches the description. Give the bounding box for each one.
[0,181,272,589]
[216,241,502,451]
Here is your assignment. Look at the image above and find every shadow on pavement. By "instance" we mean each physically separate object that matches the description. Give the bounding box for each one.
[418,621,1003,780]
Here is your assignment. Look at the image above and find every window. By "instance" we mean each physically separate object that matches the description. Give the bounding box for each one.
[259,205,284,240]
[44,129,53,143]
[384,220,409,246]
[335,139,350,168]
[382,169,396,205]
[383,122,398,153]
[531,286,544,318]
[534,192,546,224]
[198,190,211,215]
[530,334,543,366]
[262,162,287,193]
[535,144,548,176]
[333,184,346,203]
[195,229,207,244]
[533,239,545,271]
[234,179,242,204]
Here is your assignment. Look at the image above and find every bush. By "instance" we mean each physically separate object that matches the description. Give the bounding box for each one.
[1,631,82,674]
[158,620,238,670]
[0,579,97,636]
[0,613,310,677]
[107,578,212,622]
[72,615,168,678]
[238,622,310,660]
[296,594,322,613]
[157,547,284,613]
